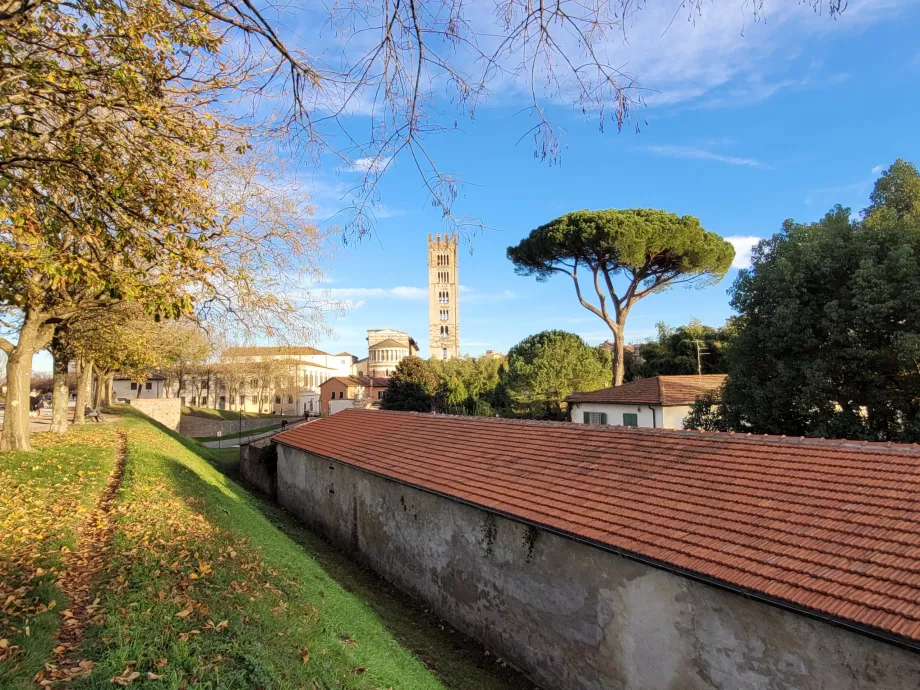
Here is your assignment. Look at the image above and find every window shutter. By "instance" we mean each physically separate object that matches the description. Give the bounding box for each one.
[600,413,608,425]
[583,412,590,424]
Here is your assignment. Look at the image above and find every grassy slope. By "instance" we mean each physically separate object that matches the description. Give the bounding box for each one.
[181,406,277,421]
[69,412,463,689]
[0,427,118,688]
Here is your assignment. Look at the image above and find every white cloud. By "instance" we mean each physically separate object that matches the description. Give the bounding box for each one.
[348,156,393,174]
[645,145,769,169]
[319,286,428,300]
[458,286,519,302]
[726,235,761,269]
[872,164,885,176]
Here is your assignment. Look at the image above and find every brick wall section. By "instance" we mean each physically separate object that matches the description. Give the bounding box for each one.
[178,414,301,438]
[128,398,181,431]
[240,438,277,498]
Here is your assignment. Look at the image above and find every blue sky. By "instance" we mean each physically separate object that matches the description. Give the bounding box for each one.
[25,0,920,370]
[300,0,920,359]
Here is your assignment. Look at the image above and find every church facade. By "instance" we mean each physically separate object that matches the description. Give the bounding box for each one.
[428,233,460,359]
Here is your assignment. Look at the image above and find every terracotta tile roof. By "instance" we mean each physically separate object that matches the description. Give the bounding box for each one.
[224,345,330,357]
[274,409,920,646]
[566,374,727,405]
[318,375,389,388]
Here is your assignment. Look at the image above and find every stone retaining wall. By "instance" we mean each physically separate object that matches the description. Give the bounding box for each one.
[128,398,181,431]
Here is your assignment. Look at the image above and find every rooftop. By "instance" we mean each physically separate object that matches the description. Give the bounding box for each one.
[368,338,412,350]
[223,345,330,358]
[566,374,727,406]
[274,409,920,647]
[318,375,389,388]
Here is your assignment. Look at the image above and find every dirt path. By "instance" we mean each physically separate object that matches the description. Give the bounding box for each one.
[36,431,127,686]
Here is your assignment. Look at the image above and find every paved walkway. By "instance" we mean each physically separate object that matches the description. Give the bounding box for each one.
[0,406,119,433]
[200,419,311,449]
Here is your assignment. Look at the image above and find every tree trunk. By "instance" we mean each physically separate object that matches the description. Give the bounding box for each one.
[93,367,107,409]
[49,334,70,434]
[612,323,626,387]
[73,358,92,423]
[1,341,34,451]
[102,374,114,407]
[0,312,53,451]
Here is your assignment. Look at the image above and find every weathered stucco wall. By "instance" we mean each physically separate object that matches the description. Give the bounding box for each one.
[178,414,298,438]
[240,437,276,498]
[128,397,181,431]
[276,443,920,690]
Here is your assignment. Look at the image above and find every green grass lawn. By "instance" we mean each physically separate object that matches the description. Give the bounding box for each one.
[1,410,535,690]
[181,406,277,421]
[192,423,282,443]
[0,426,119,688]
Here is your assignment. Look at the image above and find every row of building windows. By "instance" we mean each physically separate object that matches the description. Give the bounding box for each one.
[436,270,450,283]
[437,291,449,305]
[371,348,406,362]
[583,411,638,426]
[439,309,449,321]
[436,253,450,266]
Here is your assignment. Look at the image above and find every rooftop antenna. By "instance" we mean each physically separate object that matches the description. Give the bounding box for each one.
[692,339,708,376]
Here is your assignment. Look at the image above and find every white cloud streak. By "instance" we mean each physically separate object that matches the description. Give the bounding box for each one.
[645,145,770,168]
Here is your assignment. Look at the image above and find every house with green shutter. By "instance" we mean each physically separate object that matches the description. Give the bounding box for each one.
[566,374,726,429]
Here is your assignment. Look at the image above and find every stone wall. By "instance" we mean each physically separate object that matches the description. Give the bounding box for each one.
[276,443,920,690]
[240,438,277,498]
[179,414,299,438]
[128,397,181,431]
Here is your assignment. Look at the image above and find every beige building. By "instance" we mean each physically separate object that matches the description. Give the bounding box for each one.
[566,374,727,429]
[428,233,460,360]
[112,375,167,401]
[180,346,357,416]
[363,329,419,378]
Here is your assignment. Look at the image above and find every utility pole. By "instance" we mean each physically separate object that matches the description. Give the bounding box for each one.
[692,339,709,376]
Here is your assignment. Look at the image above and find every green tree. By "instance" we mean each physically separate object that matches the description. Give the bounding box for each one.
[721,159,920,441]
[504,330,610,418]
[634,318,734,379]
[507,209,734,386]
[381,356,438,413]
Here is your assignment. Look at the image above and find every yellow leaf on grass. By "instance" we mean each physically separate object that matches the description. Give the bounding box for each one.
[175,608,192,618]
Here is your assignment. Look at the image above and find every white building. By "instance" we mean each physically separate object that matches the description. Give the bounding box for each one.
[112,375,168,401]
[180,346,358,416]
[566,375,726,429]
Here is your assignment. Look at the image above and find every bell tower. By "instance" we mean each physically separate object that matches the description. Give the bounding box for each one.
[428,233,460,359]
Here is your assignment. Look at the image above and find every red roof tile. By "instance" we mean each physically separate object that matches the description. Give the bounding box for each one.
[274,409,920,645]
[566,375,727,405]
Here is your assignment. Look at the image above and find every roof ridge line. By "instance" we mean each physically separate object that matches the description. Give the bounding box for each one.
[339,409,920,452]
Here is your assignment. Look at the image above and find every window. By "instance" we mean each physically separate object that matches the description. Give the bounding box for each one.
[442,348,447,359]
[145,381,152,390]
[583,411,608,425]
[275,395,281,404]
[130,382,138,390]
[378,391,384,399]
[330,391,335,400]
[288,395,293,404]
[239,394,245,406]
[622,413,639,427]
[338,391,344,399]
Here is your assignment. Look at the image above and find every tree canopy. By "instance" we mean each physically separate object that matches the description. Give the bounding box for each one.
[504,330,611,418]
[719,159,920,442]
[380,356,439,413]
[507,209,734,386]
[630,319,734,381]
